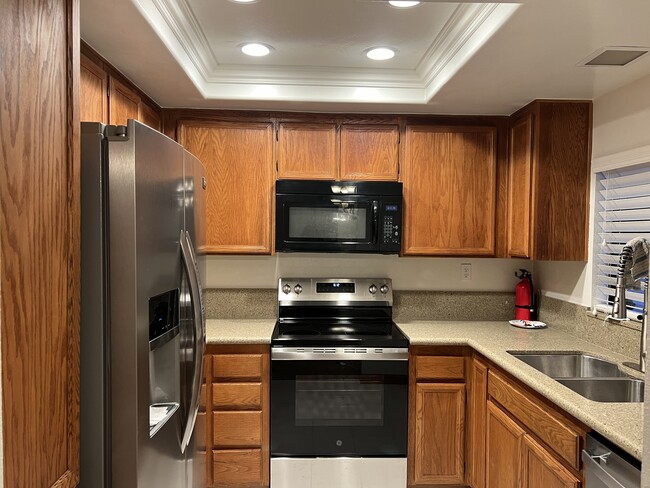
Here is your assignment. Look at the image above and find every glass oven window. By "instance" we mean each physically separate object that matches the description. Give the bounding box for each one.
[288,206,367,240]
[295,375,384,427]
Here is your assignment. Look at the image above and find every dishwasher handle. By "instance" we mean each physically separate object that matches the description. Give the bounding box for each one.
[582,449,638,488]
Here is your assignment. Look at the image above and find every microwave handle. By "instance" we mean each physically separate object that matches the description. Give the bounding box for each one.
[372,201,379,244]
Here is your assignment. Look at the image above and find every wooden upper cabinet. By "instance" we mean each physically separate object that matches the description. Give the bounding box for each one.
[340,124,399,181]
[80,53,108,123]
[277,122,338,179]
[522,436,580,488]
[507,100,592,261]
[507,113,534,258]
[486,400,525,488]
[402,126,497,256]
[139,102,162,131]
[413,383,465,485]
[178,122,274,254]
[109,75,140,126]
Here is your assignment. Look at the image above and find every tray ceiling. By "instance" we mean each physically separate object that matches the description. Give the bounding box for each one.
[81,0,650,113]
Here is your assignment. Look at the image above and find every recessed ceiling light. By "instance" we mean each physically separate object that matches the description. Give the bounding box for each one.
[388,1,420,7]
[241,43,272,57]
[366,47,396,61]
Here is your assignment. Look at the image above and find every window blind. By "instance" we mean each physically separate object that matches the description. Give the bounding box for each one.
[595,162,650,317]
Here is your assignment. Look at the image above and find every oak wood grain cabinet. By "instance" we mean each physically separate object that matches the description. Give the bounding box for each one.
[402,126,497,256]
[409,351,466,486]
[80,44,162,131]
[507,100,592,260]
[485,400,525,488]
[466,358,488,488]
[80,53,108,124]
[178,121,275,254]
[201,345,270,488]
[340,124,399,181]
[277,122,338,179]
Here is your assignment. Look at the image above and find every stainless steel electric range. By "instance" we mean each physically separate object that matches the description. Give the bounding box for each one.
[270,278,408,488]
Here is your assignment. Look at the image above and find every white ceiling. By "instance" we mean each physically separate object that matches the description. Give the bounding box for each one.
[80,0,650,114]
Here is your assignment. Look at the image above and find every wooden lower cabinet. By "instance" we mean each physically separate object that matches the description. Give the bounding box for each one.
[202,345,270,488]
[466,358,488,488]
[486,400,525,488]
[523,435,580,488]
[413,383,466,485]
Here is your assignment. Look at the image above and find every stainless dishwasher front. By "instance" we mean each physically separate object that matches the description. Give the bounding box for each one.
[583,435,641,488]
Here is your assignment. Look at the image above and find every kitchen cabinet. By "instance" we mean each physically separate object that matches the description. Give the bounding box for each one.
[80,53,108,124]
[340,124,399,181]
[201,345,270,488]
[80,43,162,130]
[277,122,338,179]
[1,0,81,485]
[409,351,466,486]
[402,126,497,256]
[486,369,585,487]
[466,357,488,488]
[506,100,592,260]
[178,121,275,254]
[276,122,400,181]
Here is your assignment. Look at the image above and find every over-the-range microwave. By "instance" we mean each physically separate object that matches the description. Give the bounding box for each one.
[275,180,403,254]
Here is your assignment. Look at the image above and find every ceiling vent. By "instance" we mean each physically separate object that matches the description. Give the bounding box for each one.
[579,47,649,67]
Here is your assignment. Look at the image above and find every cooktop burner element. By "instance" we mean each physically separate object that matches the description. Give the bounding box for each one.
[271,278,408,348]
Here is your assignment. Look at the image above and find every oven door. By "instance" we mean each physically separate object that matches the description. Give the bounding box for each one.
[270,349,408,457]
[275,194,378,253]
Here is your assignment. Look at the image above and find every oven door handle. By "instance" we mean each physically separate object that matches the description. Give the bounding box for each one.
[372,200,379,244]
[271,347,409,361]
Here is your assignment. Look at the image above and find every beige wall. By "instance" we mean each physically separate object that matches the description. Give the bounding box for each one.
[203,254,529,291]
[537,73,650,307]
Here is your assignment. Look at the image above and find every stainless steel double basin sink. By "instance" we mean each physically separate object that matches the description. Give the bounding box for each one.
[509,352,644,403]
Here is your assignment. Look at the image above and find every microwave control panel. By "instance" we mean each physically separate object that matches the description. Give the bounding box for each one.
[380,201,402,252]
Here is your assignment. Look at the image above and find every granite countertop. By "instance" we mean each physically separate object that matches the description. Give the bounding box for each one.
[205,318,643,460]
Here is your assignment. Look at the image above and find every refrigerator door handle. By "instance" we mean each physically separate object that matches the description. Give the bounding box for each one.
[179,230,206,453]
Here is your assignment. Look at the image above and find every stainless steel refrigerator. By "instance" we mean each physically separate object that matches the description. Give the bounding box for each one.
[80,120,207,487]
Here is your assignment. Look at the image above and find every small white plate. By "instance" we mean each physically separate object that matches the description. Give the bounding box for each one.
[509,319,547,329]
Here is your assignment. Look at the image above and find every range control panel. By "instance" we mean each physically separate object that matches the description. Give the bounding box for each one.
[380,201,402,253]
[278,278,393,305]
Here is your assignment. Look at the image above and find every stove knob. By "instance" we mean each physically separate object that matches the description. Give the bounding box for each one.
[282,284,291,294]
[369,284,378,295]
[380,284,389,294]
[294,284,303,295]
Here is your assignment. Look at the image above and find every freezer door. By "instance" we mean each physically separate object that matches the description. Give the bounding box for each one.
[108,120,186,488]
[182,149,207,488]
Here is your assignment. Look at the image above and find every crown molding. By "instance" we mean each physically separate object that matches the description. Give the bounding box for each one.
[133,0,519,103]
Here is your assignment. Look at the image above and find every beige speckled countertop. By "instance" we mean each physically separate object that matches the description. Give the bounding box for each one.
[206,318,643,460]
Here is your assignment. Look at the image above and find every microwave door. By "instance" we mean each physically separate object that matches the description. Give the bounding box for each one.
[277,196,376,252]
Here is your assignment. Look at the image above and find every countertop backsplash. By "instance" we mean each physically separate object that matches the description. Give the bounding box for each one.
[204,288,514,322]
[537,295,640,361]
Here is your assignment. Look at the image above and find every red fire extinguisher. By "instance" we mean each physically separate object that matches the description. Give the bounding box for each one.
[515,269,538,321]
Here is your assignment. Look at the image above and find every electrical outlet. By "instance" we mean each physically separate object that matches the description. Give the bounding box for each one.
[460,263,472,281]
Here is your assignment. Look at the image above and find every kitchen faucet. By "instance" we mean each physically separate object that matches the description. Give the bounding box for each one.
[611,237,649,373]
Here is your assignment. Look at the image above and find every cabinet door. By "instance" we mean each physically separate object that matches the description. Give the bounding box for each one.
[109,75,140,126]
[507,112,534,258]
[522,435,580,488]
[403,126,497,256]
[80,53,107,123]
[178,122,274,254]
[467,358,488,488]
[340,124,399,181]
[139,102,161,131]
[486,401,524,488]
[413,383,465,485]
[277,122,337,179]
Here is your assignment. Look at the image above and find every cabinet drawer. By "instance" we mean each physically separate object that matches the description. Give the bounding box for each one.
[214,411,262,447]
[213,448,263,487]
[213,354,263,381]
[416,356,465,380]
[487,370,582,469]
[213,383,262,410]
